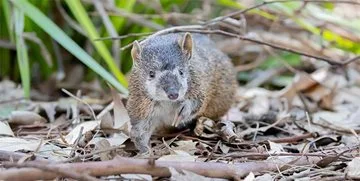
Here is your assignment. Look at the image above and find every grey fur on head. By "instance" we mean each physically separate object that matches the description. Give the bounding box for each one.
[130,33,193,101]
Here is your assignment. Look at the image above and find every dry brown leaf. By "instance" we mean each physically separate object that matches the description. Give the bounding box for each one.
[0,121,14,137]
[94,139,113,161]
[219,142,230,154]
[333,87,360,106]
[268,141,284,153]
[171,140,198,154]
[105,133,129,146]
[313,107,360,131]
[111,89,131,134]
[37,143,71,161]
[64,120,99,144]
[280,72,318,101]
[100,112,114,129]
[342,135,360,146]
[244,172,255,181]
[304,84,331,102]
[48,115,67,137]
[121,174,153,181]
[158,150,197,162]
[346,157,360,178]
[248,95,270,116]
[319,91,335,110]
[0,137,42,152]
[255,174,274,181]
[169,167,226,181]
[120,174,152,181]
[8,111,47,125]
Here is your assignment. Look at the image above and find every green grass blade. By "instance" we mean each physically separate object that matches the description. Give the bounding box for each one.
[9,0,128,94]
[64,0,128,87]
[2,0,14,42]
[13,7,30,98]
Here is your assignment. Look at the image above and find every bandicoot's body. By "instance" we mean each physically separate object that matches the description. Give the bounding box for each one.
[127,32,236,152]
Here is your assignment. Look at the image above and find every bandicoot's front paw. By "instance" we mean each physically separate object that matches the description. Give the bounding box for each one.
[173,101,193,127]
[130,121,152,153]
[135,143,150,154]
[194,116,207,136]
[132,136,150,153]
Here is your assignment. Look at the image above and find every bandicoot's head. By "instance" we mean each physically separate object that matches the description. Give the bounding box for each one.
[131,33,193,101]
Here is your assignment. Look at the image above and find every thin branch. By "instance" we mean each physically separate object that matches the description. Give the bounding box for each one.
[22,32,53,67]
[120,25,203,50]
[61,88,97,121]
[204,0,360,26]
[103,5,163,30]
[178,29,344,65]
[94,32,154,41]
[0,150,47,162]
[55,0,86,36]
[0,156,322,180]
[344,55,360,65]
[267,132,318,143]
[119,25,350,66]
[3,162,100,181]
[59,145,125,163]
[0,39,16,50]
[217,152,325,160]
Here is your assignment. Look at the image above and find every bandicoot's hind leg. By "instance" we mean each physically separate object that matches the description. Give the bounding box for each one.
[194,117,239,142]
[194,116,207,136]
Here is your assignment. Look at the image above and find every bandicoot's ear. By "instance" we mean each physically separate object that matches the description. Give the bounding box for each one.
[179,32,193,60]
[131,40,142,64]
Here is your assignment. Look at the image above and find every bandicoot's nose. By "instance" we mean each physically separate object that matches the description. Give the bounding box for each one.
[164,86,179,100]
[167,93,179,100]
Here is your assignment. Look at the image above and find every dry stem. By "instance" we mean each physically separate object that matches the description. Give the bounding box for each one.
[0,156,321,180]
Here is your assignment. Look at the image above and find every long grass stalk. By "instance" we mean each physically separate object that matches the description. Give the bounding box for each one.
[9,0,128,94]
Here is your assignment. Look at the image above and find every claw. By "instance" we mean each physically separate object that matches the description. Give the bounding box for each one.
[172,105,185,127]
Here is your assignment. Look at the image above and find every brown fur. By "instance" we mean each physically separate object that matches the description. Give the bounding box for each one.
[126,32,236,152]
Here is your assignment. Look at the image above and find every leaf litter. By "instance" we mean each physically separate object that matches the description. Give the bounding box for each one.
[1,64,359,180]
[1,3,360,181]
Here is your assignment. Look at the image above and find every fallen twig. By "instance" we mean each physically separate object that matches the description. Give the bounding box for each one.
[217,152,336,160]
[0,156,321,180]
[344,55,360,65]
[3,162,99,181]
[267,132,318,143]
[0,150,47,162]
[59,145,125,163]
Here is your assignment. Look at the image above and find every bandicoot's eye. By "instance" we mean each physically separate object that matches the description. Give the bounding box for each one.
[149,71,155,78]
[179,69,183,76]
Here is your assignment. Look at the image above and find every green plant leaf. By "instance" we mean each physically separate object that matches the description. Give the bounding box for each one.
[260,52,301,69]
[112,0,137,31]
[13,7,30,98]
[2,0,14,42]
[64,0,128,87]
[9,0,128,94]
[217,0,276,20]
[268,2,360,53]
